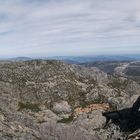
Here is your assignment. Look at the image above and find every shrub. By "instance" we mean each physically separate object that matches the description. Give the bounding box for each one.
[18,102,41,112]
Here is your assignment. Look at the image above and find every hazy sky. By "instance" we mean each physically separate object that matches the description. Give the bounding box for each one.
[0,0,140,57]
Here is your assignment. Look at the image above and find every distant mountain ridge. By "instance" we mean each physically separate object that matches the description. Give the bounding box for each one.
[10,57,32,61]
[1,55,140,63]
[48,55,137,63]
[44,55,140,64]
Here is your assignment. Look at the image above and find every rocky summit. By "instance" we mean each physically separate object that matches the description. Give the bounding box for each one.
[0,60,140,140]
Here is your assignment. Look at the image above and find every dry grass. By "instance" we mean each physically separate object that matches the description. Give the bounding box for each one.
[73,103,110,118]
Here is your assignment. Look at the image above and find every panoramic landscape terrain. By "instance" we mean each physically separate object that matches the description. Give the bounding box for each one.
[0,0,140,140]
[0,58,140,140]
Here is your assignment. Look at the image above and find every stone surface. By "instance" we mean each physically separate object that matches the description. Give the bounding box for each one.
[52,101,72,114]
[0,60,139,140]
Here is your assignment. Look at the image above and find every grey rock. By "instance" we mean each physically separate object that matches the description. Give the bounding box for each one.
[0,60,139,140]
[52,101,72,114]
[74,110,106,131]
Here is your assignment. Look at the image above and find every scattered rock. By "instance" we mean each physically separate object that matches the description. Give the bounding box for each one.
[52,101,72,115]
[0,60,139,140]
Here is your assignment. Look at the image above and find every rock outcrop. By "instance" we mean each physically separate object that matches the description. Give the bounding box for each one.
[0,60,140,140]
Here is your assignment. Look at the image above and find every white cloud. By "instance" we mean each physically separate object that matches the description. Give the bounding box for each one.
[0,0,140,57]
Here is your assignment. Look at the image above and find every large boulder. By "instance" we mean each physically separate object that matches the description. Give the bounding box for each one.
[52,101,72,115]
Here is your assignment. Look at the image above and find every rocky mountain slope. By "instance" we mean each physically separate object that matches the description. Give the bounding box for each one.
[80,61,140,83]
[0,60,140,140]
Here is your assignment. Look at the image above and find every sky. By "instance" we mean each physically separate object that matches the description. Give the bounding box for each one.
[0,0,140,58]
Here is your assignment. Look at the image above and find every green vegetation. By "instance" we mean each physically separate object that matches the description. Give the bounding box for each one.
[18,102,41,112]
[57,115,74,123]
[107,77,129,90]
[129,76,140,84]
[125,67,140,76]
[81,61,120,75]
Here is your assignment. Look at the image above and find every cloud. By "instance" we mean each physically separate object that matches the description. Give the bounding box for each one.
[0,0,140,57]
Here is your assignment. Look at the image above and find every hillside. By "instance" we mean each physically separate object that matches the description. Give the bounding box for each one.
[0,60,140,140]
[80,61,140,83]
